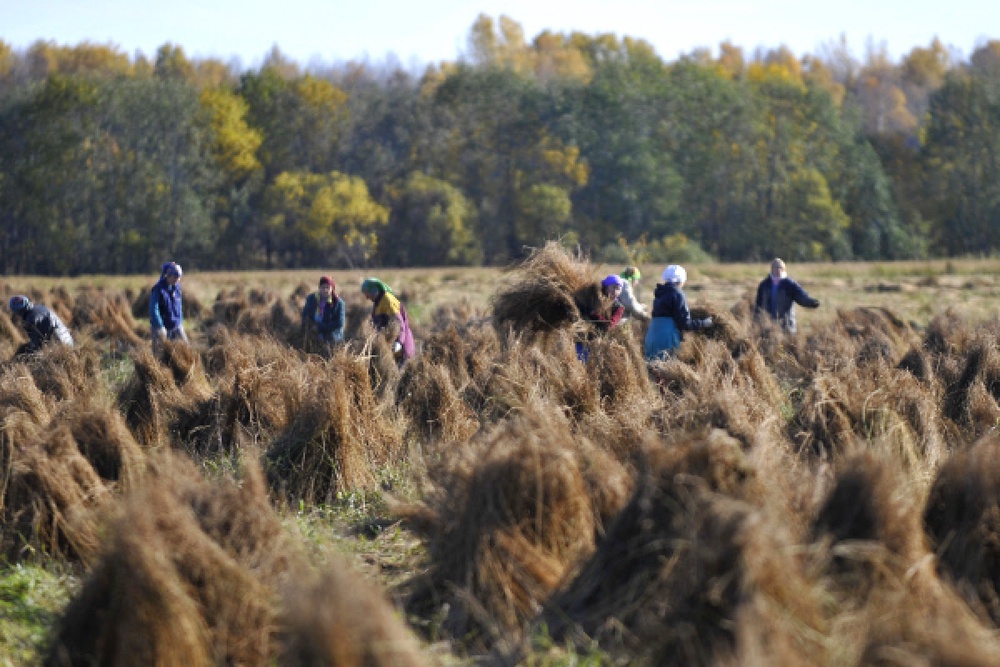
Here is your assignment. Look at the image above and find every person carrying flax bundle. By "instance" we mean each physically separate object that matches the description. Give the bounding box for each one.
[576,274,627,362]
[490,242,602,337]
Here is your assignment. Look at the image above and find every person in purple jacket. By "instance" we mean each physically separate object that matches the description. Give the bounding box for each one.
[150,261,189,349]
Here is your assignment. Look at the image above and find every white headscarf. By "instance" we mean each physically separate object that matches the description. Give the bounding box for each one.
[661,264,687,284]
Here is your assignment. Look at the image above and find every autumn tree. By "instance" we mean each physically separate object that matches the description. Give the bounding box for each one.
[261,170,388,267]
[380,171,480,266]
[568,38,682,250]
[922,70,1000,254]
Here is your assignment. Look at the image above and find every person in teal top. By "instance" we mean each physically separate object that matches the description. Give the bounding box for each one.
[301,276,345,344]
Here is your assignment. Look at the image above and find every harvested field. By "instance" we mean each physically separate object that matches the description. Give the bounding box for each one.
[3,257,1000,665]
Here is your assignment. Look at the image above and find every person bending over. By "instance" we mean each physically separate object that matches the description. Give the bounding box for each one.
[8,295,74,354]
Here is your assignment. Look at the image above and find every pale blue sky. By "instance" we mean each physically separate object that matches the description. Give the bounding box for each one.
[3,0,997,69]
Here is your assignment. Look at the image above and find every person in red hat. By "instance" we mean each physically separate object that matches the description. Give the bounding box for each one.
[301,275,345,345]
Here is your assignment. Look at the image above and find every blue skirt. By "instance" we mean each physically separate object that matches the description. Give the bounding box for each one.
[645,317,681,360]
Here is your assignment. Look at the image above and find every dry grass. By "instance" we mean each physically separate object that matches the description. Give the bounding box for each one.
[0,348,144,561]
[7,264,1000,665]
[265,347,404,504]
[491,242,603,338]
[46,454,295,667]
[280,566,428,667]
[398,406,623,651]
[924,435,1000,626]
[538,430,823,665]
[118,343,212,449]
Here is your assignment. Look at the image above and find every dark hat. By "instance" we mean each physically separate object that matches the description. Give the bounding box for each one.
[8,295,31,313]
[602,274,624,290]
[161,262,183,278]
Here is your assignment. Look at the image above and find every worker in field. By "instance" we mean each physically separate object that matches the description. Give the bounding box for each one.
[301,275,345,345]
[644,265,713,360]
[150,261,189,350]
[577,274,627,361]
[361,278,414,364]
[8,295,74,354]
[618,266,648,320]
[754,258,820,333]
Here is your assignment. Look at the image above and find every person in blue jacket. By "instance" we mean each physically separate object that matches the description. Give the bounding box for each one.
[301,275,345,345]
[150,261,188,348]
[644,264,713,360]
[754,258,820,333]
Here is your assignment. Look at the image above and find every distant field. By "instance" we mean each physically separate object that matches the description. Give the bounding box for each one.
[4,258,998,329]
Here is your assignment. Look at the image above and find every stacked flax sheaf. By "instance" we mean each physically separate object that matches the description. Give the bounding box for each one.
[397,406,631,652]
[45,454,427,667]
[1,344,144,562]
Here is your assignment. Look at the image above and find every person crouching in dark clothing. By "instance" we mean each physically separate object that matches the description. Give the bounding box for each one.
[8,295,74,354]
[754,258,820,333]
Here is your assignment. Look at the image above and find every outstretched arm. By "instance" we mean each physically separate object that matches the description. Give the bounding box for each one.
[675,293,712,331]
[790,281,820,308]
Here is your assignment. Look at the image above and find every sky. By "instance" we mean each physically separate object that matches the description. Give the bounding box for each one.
[3,0,998,70]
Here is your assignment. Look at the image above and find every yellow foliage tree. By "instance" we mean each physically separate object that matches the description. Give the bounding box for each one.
[25,40,133,78]
[264,171,389,265]
[533,31,591,83]
[199,87,263,184]
[717,41,745,79]
[154,44,195,80]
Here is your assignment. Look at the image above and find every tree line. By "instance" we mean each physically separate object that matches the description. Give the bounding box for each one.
[1,15,999,275]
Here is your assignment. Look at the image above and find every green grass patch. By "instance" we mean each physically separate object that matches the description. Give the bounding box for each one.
[0,561,77,667]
